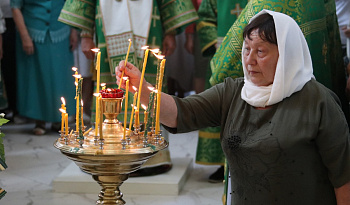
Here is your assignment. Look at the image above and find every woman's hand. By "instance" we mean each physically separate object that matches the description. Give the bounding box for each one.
[342,26,350,38]
[70,28,78,51]
[12,8,34,55]
[185,33,194,54]
[162,34,176,56]
[115,60,144,92]
[21,35,34,55]
[81,37,96,60]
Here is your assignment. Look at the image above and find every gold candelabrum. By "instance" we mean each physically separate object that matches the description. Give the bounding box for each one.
[54,97,168,205]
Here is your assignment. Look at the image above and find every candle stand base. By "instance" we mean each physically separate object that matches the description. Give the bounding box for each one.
[54,97,168,205]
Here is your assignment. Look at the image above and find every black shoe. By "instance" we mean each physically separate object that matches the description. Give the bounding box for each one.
[208,166,224,183]
[130,164,172,177]
[51,122,61,133]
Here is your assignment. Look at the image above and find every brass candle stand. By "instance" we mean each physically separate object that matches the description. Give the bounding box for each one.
[54,97,168,205]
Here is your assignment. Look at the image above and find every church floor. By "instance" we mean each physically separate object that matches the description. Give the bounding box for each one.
[0,122,223,205]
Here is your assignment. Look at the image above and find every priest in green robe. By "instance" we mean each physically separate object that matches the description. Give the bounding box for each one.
[58,0,198,176]
[195,0,250,182]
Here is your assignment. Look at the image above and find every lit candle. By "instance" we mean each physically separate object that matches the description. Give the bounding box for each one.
[155,58,166,134]
[59,108,66,135]
[101,83,106,90]
[72,67,79,132]
[60,97,66,134]
[123,78,129,140]
[91,48,101,93]
[136,46,149,126]
[65,113,68,135]
[77,78,84,138]
[119,39,132,89]
[129,91,137,133]
[143,90,155,138]
[74,74,82,132]
[141,104,148,126]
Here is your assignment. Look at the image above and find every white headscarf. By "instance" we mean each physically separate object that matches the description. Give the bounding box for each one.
[241,10,315,107]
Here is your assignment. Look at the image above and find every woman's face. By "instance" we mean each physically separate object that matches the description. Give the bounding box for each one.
[243,29,279,86]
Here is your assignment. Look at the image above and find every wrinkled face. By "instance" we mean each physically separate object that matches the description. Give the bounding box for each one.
[243,29,279,86]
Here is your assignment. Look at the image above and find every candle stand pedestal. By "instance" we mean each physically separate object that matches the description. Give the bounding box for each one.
[54,97,168,205]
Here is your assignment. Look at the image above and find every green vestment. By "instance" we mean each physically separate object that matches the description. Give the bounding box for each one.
[195,0,249,166]
[59,0,198,122]
[58,0,198,171]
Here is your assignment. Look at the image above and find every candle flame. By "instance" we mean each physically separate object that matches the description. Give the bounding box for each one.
[148,86,155,91]
[154,54,165,60]
[93,93,101,97]
[122,76,129,80]
[141,46,149,50]
[59,108,66,113]
[107,88,112,92]
[132,86,137,91]
[154,90,159,94]
[141,104,147,111]
[61,97,66,105]
[128,39,132,42]
[91,48,100,53]
[100,83,106,87]
[150,48,160,53]
[73,74,82,79]
[81,100,84,106]
[72,67,78,72]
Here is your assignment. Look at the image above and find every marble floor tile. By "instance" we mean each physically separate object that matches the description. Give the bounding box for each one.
[0,122,224,205]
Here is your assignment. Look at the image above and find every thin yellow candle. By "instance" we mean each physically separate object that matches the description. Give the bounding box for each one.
[60,97,66,134]
[74,75,82,132]
[119,39,132,89]
[142,104,148,125]
[135,110,140,127]
[65,113,68,135]
[94,93,101,136]
[72,67,79,132]
[155,59,166,134]
[91,48,101,93]
[99,96,103,140]
[129,91,137,133]
[123,78,129,140]
[83,127,93,136]
[136,47,149,125]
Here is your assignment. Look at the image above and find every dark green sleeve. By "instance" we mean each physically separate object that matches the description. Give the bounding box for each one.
[58,0,96,32]
[158,0,198,34]
[316,87,350,188]
[166,78,237,134]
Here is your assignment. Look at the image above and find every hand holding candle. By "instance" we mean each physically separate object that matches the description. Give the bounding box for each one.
[119,39,132,89]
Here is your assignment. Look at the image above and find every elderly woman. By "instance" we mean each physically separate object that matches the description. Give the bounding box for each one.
[116,10,350,204]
